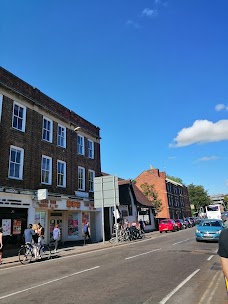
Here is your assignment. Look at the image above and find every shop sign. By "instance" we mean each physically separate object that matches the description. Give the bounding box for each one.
[38,199,58,209]
[66,201,81,208]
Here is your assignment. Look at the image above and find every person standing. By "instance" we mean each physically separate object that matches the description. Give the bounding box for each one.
[218,228,228,279]
[32,224,39,259]
[53,224,61,253]
[83,222,92,245]
[0,227,3,265]
[37,223,44,247]
[24,224,36,244]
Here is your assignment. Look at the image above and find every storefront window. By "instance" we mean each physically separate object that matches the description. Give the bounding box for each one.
[35,211,46,228]
[138,208,151,225]
[68,212,79,237]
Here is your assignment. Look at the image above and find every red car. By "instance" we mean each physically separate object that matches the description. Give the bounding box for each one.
[174,219,184,230]
[159,219,178,233]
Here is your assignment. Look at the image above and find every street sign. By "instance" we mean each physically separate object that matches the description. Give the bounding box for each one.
[94,176,119,208]
[37,189,48,200]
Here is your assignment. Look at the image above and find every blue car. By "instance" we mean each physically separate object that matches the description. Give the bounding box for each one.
[195,219,226,242]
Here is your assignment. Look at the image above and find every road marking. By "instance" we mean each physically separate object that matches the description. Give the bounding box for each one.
[207,255,214,261]
[0,266,100,300]
[198,271,221,303]
[125,248,161,260]
[158,269,200,304]
[172,238,190,245]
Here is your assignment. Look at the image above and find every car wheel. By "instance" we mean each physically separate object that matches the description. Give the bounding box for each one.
[160,231,162,233]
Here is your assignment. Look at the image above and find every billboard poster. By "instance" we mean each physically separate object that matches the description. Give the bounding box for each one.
[2,219,11,236]
[13,219,22,235]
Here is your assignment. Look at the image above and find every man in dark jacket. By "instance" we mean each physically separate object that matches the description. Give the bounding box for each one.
[218,228,228,279]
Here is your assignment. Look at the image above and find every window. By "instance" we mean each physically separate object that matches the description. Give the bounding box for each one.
[88,140,94,159]
[41,156,52,184]
[42,117,53,143]
[12,102,26,132]
[77,135,84,155]
[8,146,24,180]
[78,166,85,190]
[0,94,3,122]
[88,170,95,192]
[57,124,66,148]
[57,160,66,187]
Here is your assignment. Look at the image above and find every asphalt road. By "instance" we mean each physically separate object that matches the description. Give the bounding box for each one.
[0,228,227,304]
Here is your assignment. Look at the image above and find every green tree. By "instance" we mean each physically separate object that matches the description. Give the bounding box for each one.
[224,195,228,209]
[140,182,163,214]
[166,175,183,184]
[187,183,212,211]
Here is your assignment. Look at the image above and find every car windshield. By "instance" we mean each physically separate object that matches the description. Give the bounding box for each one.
[200,221,221,227]
[160,220,169,224]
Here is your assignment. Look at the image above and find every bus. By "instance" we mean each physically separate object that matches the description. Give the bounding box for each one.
[206,204,224,220]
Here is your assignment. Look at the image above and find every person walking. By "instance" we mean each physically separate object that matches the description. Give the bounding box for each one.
[53,224,61,253]
[218,228,228,279]
[0,227,3,265]
[83,222,92,245]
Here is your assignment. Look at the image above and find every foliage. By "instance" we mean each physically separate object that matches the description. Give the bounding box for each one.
[140,182,163,214]
[224,195,228,208]
[187,183,212,211]
[166,175,183,184]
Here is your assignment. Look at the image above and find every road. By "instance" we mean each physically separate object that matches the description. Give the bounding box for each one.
[0,228,227,304]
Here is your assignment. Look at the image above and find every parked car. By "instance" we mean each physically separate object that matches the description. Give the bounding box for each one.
[174,219,184,230]
[159,219,178,233]
[195,219,226,242]
[185,217,194,227]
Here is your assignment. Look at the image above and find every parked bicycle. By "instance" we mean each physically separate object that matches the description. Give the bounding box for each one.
[18,242,51,264]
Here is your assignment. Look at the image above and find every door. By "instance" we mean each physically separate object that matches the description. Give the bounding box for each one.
[49,218,62,241]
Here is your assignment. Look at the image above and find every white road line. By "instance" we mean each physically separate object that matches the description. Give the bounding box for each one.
[198,271,220,304]
[172,238,190,246]
[207,255,214,261]
[158,269,200,304]
[0,266,100,300]
[125,248,161,260]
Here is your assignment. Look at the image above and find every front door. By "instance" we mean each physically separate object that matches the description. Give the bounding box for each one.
[49,218,62,241]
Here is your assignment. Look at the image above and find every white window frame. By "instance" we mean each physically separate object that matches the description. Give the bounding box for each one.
[12,101,26,132]
[0,94,3,122]
[88,170,95,192]
[78,166,85,191]
[57,160,66,188]
[41,155,52,185]
[77,135,84,155]
[57,124,66,148]
[88,139,94,159]
[8,145,24,180]
[42,117,53,143]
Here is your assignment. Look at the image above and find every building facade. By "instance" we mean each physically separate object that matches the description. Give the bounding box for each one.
[0,67,102,251]
[134,168,191,221]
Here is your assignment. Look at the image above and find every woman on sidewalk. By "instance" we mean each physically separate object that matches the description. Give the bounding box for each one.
[0,227,3,264]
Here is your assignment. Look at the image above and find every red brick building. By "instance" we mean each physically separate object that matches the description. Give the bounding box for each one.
[135,168,191,220]
[0,67,102,249]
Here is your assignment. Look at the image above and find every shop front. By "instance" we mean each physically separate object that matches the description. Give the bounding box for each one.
[34,197,102,244]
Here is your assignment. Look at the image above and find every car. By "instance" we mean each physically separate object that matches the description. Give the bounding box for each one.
[159,219,178,233]
[195,219,226,242]
[174,219,184,230]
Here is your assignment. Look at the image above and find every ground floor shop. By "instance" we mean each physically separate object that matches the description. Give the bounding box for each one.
[0,192,102,255]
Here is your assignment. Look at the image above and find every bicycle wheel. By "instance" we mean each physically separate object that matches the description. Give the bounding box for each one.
[39,244,51,260]
[18,245,33,265]
[109,235,118,244]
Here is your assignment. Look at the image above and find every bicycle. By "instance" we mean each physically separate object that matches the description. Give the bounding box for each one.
[18,242,51,264]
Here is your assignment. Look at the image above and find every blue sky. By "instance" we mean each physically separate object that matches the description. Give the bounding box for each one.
[1,0,228,195]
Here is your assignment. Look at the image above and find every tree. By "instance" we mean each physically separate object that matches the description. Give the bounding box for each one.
[140,182,163,214]
[187,183,212,211]
[224,195,228,209]
[166,175,183,184]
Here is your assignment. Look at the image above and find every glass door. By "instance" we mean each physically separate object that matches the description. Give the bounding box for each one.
[49,218,62,241]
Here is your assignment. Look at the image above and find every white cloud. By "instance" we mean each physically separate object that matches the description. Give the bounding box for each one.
[215,104,228,111]
[125,20,141,29]
[170,119,228,147]
[142,8,158,18]
[196,156,218,162]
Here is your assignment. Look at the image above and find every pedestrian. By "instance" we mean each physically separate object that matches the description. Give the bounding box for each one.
[83,221,92,245]
[53,224,61,253]
[37,223,44,247]
[24,224,36,244]
[218,228,228,279]
[0,227,3,265]
[139,219,145,232]
[32,224,39,259]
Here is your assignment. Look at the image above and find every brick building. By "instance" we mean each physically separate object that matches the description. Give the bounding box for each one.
[0,67,102,250]
[135,168,191,221]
